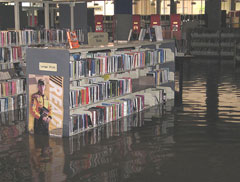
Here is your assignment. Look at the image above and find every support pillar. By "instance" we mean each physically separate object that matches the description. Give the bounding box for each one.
[170,0,177,14]
[231,0,236,11]
[31,9,34,28]
[44,2,50,29]
[70,3,75,31]
[205,0,221,30]
[157,0,161,15]
[14,1,20,30]
[50,8,54,28]
[114,0,132,41]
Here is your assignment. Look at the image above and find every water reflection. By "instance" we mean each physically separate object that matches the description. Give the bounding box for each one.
[62,103,175,181]
[0,102,173,182]
[29,135,65,181]
[2,59,240,181]
[0,109,32,181]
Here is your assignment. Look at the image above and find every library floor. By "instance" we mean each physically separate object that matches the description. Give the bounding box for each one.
[1,58,240,182]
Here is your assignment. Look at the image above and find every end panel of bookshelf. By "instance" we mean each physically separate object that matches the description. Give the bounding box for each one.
[26,48,70,137]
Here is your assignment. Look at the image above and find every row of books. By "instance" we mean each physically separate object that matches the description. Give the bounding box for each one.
[69,111,144,154]
[70,78,132,108]
[0,108,26,125]
[0,94,26,112]
[0,79,26,97]
[70,94,144,135]
[0,29,68,47]
[70,49,167,80]
[0,46,24,63]
[0,29,86,47]
[147,68,169,85]
[0,62,26,71]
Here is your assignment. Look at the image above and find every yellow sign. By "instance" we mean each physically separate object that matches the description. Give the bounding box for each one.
[102,74,110,81]
[39,62,57,72]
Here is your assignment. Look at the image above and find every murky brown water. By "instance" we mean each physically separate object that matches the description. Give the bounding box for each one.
[1,59,240,182]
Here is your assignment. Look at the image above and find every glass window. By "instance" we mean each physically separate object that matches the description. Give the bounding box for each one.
[236,2,240,11]
[87,1,114,15]
[221,0,231,13]
[161,0,170,15]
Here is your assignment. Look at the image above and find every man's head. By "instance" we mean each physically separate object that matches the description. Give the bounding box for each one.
[38,79,45,95]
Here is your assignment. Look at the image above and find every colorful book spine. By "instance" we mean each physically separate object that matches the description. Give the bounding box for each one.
[69,95,144,135]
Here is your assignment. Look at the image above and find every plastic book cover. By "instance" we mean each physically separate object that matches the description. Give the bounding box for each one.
[67,31,80,49]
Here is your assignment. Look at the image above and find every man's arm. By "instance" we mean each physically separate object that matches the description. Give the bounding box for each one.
[31,96,40,119]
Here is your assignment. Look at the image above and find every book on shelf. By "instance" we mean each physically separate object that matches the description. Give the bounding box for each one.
[69,48,168,80]
[128,29,133,42]
[146,68,169,85]
[153,26,163,42]
[26,40,175,137]
[67,31,80,49]
[69,94,145,136]
[0,94,26,112]
[0,71,11,80]
[0,108,26,125]
[70,78,132,109]
[138,29,146,41]
[0,78,25,97]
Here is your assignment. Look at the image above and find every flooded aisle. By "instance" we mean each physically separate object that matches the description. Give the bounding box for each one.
[1,59,240,182]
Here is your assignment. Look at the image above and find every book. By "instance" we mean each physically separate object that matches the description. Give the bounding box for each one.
[128,29,133,42]
[153,26,163,41]
[67,31,80,49]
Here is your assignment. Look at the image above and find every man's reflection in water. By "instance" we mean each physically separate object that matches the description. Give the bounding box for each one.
[30,134,53,181]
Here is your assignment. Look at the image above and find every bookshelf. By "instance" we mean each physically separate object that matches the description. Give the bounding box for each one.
[0,29,87,113]
[0,29,66,113]
[26,40,175,137]
[190,28,240,58]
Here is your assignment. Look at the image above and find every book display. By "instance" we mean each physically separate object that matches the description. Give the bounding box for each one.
[67,31,80,49]
[0,29,86,115]
[26,40,175,137]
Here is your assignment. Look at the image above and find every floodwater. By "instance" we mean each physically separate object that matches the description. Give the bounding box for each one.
[1,59,240,182]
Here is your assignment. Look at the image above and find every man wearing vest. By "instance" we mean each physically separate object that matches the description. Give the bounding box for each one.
[31,79,52,135]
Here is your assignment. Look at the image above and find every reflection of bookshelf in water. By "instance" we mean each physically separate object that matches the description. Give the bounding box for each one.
[0,108,26,141]
[0,135,32,182]
[68,111,145,155]
[65,104,175,180]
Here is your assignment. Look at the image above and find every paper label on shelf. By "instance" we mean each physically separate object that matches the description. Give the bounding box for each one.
[39,62,57,72]
[102,74,110,81]
[88,32,108,46]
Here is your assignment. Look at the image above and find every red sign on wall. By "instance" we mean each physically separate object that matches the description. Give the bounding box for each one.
[150,14,160,28]
[132,15,141,33]
[95,15,104,32]
[170,14,181,31]
[170,14,181,40]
